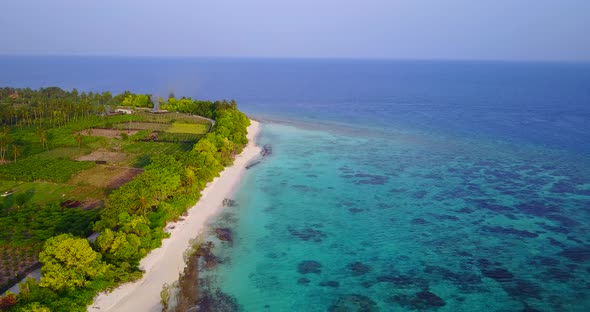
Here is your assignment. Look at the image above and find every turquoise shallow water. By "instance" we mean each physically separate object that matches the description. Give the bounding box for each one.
[200,121,590,311]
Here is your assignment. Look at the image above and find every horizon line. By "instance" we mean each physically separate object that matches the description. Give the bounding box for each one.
[0,53,589,64]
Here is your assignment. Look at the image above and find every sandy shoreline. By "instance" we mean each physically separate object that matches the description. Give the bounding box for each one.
[89,119,261,312]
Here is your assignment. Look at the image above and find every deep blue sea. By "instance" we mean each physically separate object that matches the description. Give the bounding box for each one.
[1,57,589,311]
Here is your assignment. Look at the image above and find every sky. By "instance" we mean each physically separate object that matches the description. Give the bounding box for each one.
[0,0,589,61]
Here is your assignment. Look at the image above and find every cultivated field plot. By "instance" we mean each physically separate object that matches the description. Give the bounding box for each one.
[166,122,210,134]
[35,147,92,160]
[118,111,211,125]
[79,128,139,138]
[113,122,170,131]
[120,141,192,167]
[0,158,95,183]
[0,245,39,293]
[69,165,142,190]
[154,132,204,143]
[146,112,212,125]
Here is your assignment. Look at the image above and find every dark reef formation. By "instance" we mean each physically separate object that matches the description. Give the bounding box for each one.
[288,226,328,242]
[319,281,340,288]
[297,260,322,274]
[347,261,372,276]
[297,277,311,285]
[197,288,241,312]
[196,242,218,269]
[328,294,379,312]
[215,228,233,242]
[261,144,272,157]
[389,290,446,310]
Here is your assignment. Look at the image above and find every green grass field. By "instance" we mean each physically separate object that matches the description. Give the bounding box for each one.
[0,180,76,207]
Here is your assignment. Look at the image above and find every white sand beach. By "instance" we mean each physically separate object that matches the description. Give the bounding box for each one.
[89,120,261,312]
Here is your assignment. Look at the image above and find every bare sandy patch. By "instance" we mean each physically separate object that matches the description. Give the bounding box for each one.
[69,165,142,190]
[76,149,127,163]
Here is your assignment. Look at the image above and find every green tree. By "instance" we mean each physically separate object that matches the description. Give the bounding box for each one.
[133,94,151,108]
[96,228,145,266]
[182,167,196,188]
[95,213,154,265]
[122,94,134,106]
[97,103,107,116]
[38,234,107,291]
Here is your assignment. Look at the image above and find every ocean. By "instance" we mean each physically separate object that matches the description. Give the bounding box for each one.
[1,57,589,311]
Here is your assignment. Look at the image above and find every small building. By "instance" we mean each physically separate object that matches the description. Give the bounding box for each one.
[115,108,133,115]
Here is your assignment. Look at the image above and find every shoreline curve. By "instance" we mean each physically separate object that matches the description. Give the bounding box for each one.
[89,119,261,312]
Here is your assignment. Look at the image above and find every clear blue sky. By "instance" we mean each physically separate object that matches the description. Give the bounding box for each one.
[1,0,589,61]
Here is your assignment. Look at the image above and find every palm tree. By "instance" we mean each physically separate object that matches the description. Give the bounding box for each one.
[12,145,21,163]
[74,132,83,148]
[0,127,9,161]
[134,187,154,217]
[35,128,48,150]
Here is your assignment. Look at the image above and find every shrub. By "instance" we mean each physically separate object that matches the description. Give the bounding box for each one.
[160,283,171,310]
[0,293,16,310]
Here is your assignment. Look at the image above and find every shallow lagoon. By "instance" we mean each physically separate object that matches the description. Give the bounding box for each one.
[202,121,590,311]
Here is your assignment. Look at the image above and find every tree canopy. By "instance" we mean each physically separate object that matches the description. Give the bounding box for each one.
[38,234,107,291]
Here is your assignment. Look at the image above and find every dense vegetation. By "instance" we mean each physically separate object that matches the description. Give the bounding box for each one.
[163,97,238,119]
[0,87,250,311]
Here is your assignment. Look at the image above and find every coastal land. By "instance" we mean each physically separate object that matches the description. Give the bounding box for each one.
[0,87,254,310]
[90,120,261,312]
